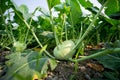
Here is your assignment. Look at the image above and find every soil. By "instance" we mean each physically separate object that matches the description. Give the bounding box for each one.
[0,47,105,80]
[45,60,104,80]
[0,50,10,77]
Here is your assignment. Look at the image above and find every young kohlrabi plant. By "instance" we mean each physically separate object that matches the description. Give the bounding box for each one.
[50,0,108,60]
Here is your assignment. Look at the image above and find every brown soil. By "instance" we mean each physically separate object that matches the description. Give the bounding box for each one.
[0,50,10,77]
[0,49,105,80]
[45,60,104,80]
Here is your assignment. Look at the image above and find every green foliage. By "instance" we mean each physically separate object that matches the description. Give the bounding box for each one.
[78,0,93,8]
[18,4,32,20]
[98,0,120,15]
[54,3,71,14]
[96,53,120,70]
[95,40,120,80]
[0,0,13,49]
[102,71,120,80]
[105,0,120,15]
[1,0,120,79]
[0,0,11,13]
[11,0,32,20]
[0,50,57,80]
[96,40,120,70]
[47,0,60,9]
[67,0,82,25]
[86,2,120,43]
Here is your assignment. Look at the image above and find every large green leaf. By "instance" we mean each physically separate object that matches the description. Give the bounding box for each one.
[10,0,32,20]
[0,50,57,80]
[96,53,120,70]
[78,0,93,8]
[18,5,29,15]
[66,0,82,25]
[105,0,120,15]
[18,4,32,20]
[102,71,120,80]
[47,0,60,9]
[87,6,119,25]
[96,40,120,71]
[98,0,120,15]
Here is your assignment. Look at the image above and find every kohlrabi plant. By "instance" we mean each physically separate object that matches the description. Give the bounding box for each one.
[13,41,26,52]
[50,0,107,60]
[53,40,75,60]
[1,0,120,80]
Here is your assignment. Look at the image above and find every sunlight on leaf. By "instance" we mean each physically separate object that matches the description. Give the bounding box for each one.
[32,74,38,80]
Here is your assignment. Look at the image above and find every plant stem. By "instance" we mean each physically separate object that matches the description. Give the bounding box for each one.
[47,0,60,48]
[73,1,108,49]
[13,2,55,59]
[25,7,40,44]
[53,25,59,49]
[69,48,120,62]
[70,12,75,40]
[23,20,55,59]
[63,14,68,40]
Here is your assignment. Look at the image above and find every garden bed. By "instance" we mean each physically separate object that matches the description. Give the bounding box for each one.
[0,0,120,80]
[0,48,107,80]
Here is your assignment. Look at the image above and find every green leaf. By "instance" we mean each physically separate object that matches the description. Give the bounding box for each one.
[54,4,64,11]
[103,71,119,80]
[109,12,120,20]
[18,4,32,20]
[95,42,120,71]
[0,50,57,80]
[38,58,49,74]
[105,0,120,15]
[47,0,60,10]
[87,7,119,25]
[78,0,93,8]
[18,5,29,15]
[96,54,120,70]
[98,0,120,15]
[102,16,119,25]
[0,30,7,35]
[40,31,53,38]
[98,0,106,5]
[49,59,57,70]
[67,0,82,25]
[54,3,71,14]
[10,0,32,20]
[113,40,120,48]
